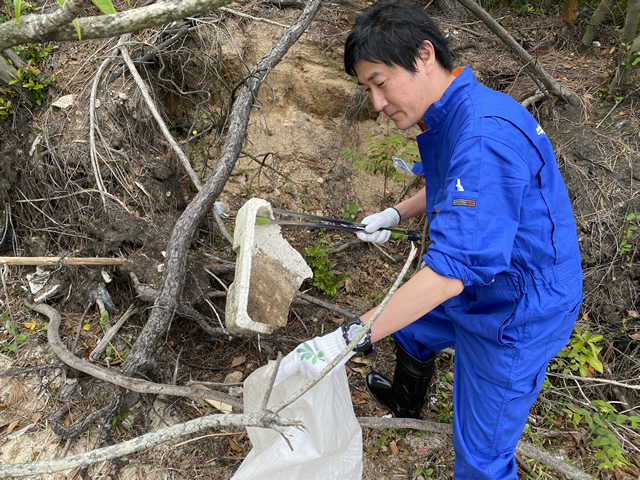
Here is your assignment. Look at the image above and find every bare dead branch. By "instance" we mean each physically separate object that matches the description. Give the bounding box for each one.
[218,6,290,28]
[26,301,242,409]
[455,0,581,107]
[546,371,640,390]
[0,0,85,51]
[0,411,301,478]
[119,0,323,382]
[89,304,140,362]
[357,417,593,480]
[119,34,202,189]
[0,362,66,376]
[0,0,233,51]
[0,257,127,266]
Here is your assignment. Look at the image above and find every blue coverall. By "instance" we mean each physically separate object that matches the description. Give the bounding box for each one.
[393,67,583,479]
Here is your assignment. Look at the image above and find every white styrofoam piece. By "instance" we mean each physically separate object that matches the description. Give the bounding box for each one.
[225,198,312,334]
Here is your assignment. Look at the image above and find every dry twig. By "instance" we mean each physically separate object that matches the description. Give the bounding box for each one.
[26,301,242,409]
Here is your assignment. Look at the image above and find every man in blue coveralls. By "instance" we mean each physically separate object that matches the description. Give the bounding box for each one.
[275,1,583,477]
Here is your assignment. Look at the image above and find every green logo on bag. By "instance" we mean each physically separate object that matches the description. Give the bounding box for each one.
[297,343,326,365]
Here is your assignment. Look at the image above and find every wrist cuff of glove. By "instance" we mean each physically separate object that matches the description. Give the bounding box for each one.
[390,206,402,223]
[317,328,356,362]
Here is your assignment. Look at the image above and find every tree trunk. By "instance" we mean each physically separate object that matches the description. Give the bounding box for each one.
[608,0,640,90]
[579,0,614,53]
[562,0,578,24]
[622,0,640,45]
[436,0,468,21]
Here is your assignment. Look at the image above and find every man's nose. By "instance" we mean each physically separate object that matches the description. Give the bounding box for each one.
[369,89,389,112]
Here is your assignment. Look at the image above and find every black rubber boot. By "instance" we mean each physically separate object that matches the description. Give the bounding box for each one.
[366,343,436,419]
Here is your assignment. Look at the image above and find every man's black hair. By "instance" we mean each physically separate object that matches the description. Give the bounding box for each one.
[344,1,453,76]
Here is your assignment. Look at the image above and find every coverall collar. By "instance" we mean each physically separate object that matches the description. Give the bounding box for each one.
[422,66,475,132]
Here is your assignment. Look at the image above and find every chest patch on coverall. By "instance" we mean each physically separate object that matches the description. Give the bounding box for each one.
[452,198,476,207]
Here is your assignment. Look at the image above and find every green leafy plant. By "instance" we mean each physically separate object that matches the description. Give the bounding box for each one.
[304,232,347,296]
[618,212,638,268]
[9,0,36,24]
[112,407,131,429]
[0,91,14,119]
[0,313,47,353]
[619,42,640,69]
[430,370,454,424]
[299,192,311,211]
[563,401,640,471]
[553,327,603,377]
[414,466,434,478]
[99,310,109,327]
[13,43,53,63]
[342,201,363,222]
[523,458,552,480]
[341,134,419,183]
[374,434,387,448]
[9,62,57,106]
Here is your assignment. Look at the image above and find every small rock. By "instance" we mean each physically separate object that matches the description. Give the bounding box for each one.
[51,94,74,110]
[224,371,244,384]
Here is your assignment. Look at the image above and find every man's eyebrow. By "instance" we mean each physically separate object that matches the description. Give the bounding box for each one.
[357,71,381,86]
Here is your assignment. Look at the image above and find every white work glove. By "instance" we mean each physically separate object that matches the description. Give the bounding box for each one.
[275,328,354,385]
[356,207,401,243]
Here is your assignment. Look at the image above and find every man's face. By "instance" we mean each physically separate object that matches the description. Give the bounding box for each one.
[355,58,433,130]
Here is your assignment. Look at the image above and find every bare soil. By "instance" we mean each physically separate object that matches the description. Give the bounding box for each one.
[1,1,639,479]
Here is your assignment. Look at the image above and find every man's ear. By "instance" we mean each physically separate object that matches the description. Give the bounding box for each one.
[417,41,436,73]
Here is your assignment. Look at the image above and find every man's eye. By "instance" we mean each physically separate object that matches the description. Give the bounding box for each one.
[377,82,385,88]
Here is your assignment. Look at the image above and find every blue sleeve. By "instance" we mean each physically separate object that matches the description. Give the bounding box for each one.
[424,134,530,286]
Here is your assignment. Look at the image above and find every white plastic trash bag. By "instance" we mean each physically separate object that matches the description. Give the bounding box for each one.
[231,362,363,480]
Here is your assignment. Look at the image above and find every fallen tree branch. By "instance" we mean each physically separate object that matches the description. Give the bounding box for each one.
[0,0,233,52]
[89,304,140,362]
[89,44,116,212]
[357,417,593,480]
[119,0,323,382]
[455,0,580,107]
[0,0,86,52]
[26,301,242,410]
[295,291,357,318]
[219,6,291,28]
[177,301,301,344]
[0,362,66,376]
[546,371,640,390]
[521,91,546,109]
[0,257,127,266]
[0,411,300,478]
[50,401,121,441]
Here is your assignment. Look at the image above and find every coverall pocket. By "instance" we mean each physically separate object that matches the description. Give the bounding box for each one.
[446,281,521,346]
[497,312,520,347]
[544,297,582,359]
